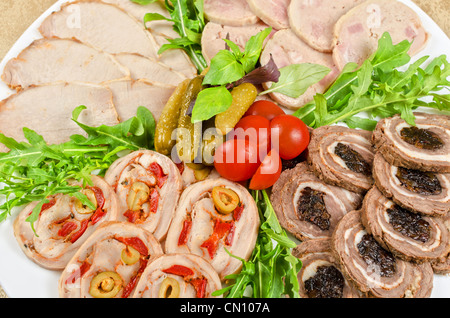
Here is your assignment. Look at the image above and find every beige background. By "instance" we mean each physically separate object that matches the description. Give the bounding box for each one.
[0,0,449,298]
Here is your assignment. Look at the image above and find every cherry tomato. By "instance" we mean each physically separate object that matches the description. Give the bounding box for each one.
[232,115,271,157]
[214,139,260,182]
[270,115,310,160]
[244,100,285,121]
[249,149,282,190]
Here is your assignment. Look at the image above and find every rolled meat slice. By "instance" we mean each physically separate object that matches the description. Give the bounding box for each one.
[292,238,362,298]
[14,175,120,270]
[361,187,449,263]
[204,0,259,27]
[372,152,450,217]
[246,0,290,30]
[104,150,183,241]
[164,178,259,280]
[132,253,222,298]
[431,212,450,274]
[372,113,450,173]
[59,221,163,298]
[270,162,363,241]
[331,210,433,298]
[307,125,375,193]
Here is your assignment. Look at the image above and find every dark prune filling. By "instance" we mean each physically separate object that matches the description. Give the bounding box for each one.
[304,265,344,298]
[396,167,442,195]
[387,205,431,243]
[400,126,444,150]
[297,187,331,231]
[334,142,371,176]
[357,234,396,277]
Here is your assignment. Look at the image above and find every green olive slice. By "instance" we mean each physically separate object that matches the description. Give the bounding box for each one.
[74,189,98,214]
[89,271,123,298]
[212,186,240,215]
[159,277,180,298]
[121,245,140,266]
[127,182,150,211]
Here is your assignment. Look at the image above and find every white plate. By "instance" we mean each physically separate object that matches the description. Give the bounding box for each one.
[0,0,449,298]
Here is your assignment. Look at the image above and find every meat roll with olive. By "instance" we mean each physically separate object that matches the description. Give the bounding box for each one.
[104,150,183,241]
[271,162,363,241]
[59,221,163,298]
[132,253,222,298]
[13,175,119,270]
[331,210,434,298]
[307,125,375,193]
[164,178,259,280]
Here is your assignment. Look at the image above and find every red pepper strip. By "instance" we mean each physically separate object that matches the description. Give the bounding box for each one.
[122,258,148,298]
[175,162,185,175]
[163,265,208,298]
[200,219,233,259]
[115,236,149,256]
[69,219,89,244]
[162,265,194,277]
[123,210,140,223]
[149,188,159,213]
[190,278,208,298]
[225,222,235,246]
[89,186,105,209]
[148,162,168,188]
[91,208,107,225]
[233,205,244,222]
[29,199,56,217]
[65,260,91,285]
[178,220,192,246]
[58,221,77,237]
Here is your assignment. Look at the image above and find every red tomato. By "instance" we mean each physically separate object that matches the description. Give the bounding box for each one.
[249,149,282,190]
[270,115,310,160]
[244,100,285,121]
[214,139,260,182]
[233,115,271,157]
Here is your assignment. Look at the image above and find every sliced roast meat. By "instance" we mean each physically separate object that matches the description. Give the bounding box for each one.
[59,221,163,298]
[132,253,222,298]
[361,186,449,263]
[204,0,259,27]
[292,238,362,298]
[246,0,290,30]
[104,79,176,122]
[331,210,433,298]
[288,0,366,53]
[2,38,130,90]
[270,162,363,241]
[431,213,450,274]
[104,150,183,241]
[372,152,450,217]
[0,82,119,152]
[372,113,450,173]
[332,0,429,71]
[14,176,120,270]
[260,29,339,110]
[307,125,375,193]
[164,178,259,280]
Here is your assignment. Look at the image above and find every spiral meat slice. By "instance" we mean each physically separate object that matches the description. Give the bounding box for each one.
[372,152,450,217]
[431,213,450,274]
[271,162,363,241]
[307,125,375,193]
[361,187,449,263]
[59,221,163,298]
[372,113,450,173]
[104,150,182,241]
[165,178,259,280]
[13,176,119,270]
[132,253,222,298]
[331,210,433,298]
[292,238,361,298]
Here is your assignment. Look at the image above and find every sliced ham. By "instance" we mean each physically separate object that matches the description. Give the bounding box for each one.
[58,221,163,298]
[2,38,130,90]
[104,150,183,241]
[288,0,366,52]
[0,82,119,152]
[164,178,259,280]
[14,176,120,270]
[204,0,259,27]
[246,0,291,30]
[332,0,429,71]
[260,29,339,110]
[132,253,222,298]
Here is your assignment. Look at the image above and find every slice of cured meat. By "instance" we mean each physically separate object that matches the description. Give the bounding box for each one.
[0,82,119,153]
[164,178,259,280]
[204,0,259,27]
[14,176,120,270]
[132,253,222,298]
[292,238,361,298]
[372,112,450,173]
[2,38,130,90]
[58,221,163,298]
[361,187,449,263]
[372,152,450,217]
[246,0,291,30]
[104,150,183,241]
[331,210,433,298]
[260,29,339,110]
[307,125,375,193]
[270,162,363,241]
[431,213,450,274]
[288,0,366,53]
[332,0,429,71]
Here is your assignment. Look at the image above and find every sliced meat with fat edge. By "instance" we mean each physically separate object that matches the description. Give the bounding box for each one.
[246,0,291,30]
